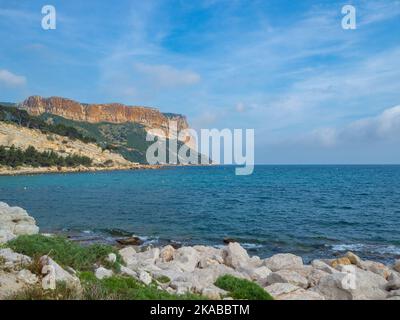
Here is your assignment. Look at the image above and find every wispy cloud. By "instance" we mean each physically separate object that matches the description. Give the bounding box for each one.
[134,63,200,87]
[0,69,26,87]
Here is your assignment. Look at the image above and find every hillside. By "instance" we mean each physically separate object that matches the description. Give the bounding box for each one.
[1,98,206,165]
[38,113,190,163]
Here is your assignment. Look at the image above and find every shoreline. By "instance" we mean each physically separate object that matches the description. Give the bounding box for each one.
[1,201,400,300]
[0,164,163,176]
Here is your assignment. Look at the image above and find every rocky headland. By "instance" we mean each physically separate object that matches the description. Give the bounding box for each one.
[1,202,400,300]
[19,96,190,143]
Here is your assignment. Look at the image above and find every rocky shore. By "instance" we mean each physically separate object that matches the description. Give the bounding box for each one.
[1,202,400,300]
[0,164,162,176]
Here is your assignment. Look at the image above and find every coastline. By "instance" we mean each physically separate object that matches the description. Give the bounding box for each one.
[1,202,400,300]
[0,164,163,176]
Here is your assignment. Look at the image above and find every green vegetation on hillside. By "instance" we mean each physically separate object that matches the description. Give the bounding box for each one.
[0,145,92,168]
[40,113,191,164]
[0,104,207,165]
[0,104,96,144]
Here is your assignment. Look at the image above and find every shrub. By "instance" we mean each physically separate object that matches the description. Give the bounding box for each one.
[0,145,92,168]
[215,275,273,300]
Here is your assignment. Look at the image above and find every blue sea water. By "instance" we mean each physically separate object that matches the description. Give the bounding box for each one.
[1,165,400,263]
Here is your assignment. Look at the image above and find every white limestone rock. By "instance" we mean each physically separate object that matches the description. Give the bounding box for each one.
[266,269,308,288]
[263,253,303,272]
[39,255,81,290]
[95,267,113,280]
[0,248,32,270]
[0,202,39,244]
[222,242,249,269]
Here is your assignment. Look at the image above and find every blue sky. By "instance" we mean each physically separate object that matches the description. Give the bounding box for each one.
[1,0,400,163]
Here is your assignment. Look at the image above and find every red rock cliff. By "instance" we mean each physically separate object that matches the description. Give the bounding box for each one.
[18,96,190,133]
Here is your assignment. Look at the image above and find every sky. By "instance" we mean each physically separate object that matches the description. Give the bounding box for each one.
[0,0,400,164]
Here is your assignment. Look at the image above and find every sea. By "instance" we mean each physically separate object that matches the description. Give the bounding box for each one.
[1,165,400,263]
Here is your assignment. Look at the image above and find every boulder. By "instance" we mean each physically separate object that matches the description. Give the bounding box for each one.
[314,269,387,300]
[331,257,352,269]
[266,270,308,289]
[393,260,400,273]
[0,202,39,244]
[118,246,137,265]
[173,247,200,272]
[139,270,152,285]
[106,253,117,264]
[263,253,303,272]
[312,272,353,300]
[160,245,175,262]
[201,285,228,300]
[119,247,160,270]
[17,269,38,285]
[39,255,81,290]
[0,248,32,270]
[278,288,325,300]
[0,230,16,244]
[116,236,143,246]
[222,242,249,269]
[386,272,400,291]
[0,271,25,299]
[120,265,138,279]
[264,283,301,298]
[345,251,361,266]
[95,267,113,280]
[307,269,329,287]
[311,259,337,274]
[245,266,272,285]
[359,260,391,279]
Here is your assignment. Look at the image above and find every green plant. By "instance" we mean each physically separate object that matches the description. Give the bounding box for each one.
[155,275,171,284]
[7,235,121,272]
[215,275,273,300]
[0,145,92,168]
[9,282,80,300]
[79,272,203,300]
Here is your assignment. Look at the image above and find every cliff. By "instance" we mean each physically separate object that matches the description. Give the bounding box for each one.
[18,96,190,135]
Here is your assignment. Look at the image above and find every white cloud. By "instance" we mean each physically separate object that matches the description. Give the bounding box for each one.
[134,63,200,88]
[0,69,26,87]
[305,105,400,147]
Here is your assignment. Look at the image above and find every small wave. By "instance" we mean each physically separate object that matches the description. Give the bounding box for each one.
[329,243,400,256]
[242,243,264,250]
[214,242,263,250]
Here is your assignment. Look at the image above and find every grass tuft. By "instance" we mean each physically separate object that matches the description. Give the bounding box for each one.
[7,235,122,272]
[9,282,80,300]
[215,275,273,300]
[80,272,204,300]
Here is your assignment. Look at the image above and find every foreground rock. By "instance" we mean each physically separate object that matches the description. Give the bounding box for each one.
[0,201,398,301]
[116,242,399,300]
[39,255,81,291]
[0,202,39,244]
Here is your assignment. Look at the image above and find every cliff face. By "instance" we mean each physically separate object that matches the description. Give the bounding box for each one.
[19,96,190,134]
